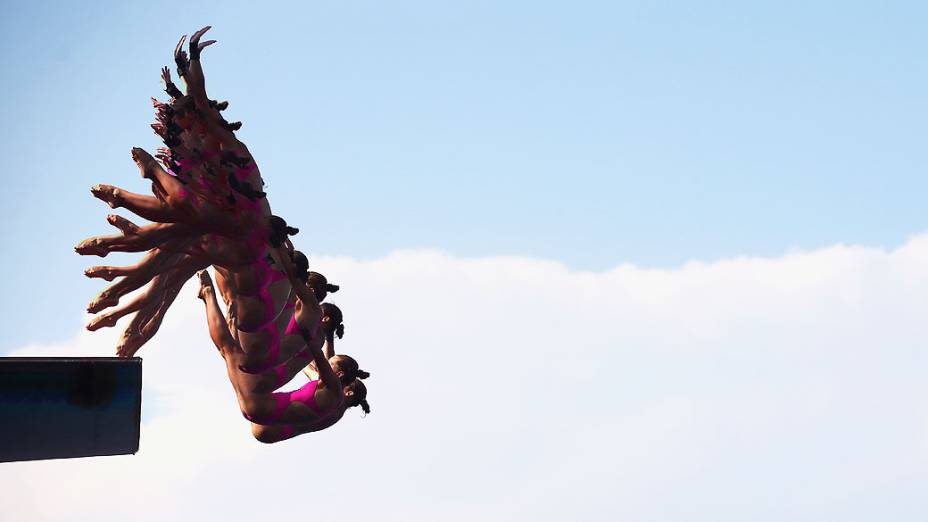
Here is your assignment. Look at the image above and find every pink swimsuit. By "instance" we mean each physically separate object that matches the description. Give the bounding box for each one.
[244,379,342,425]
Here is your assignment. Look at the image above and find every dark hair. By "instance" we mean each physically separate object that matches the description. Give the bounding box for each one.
[345,379,370,415]
[291,250,309,283]
[268,215,299,247]
[331,354,368,385]
[321,302,344,339]
[308,271,339,301]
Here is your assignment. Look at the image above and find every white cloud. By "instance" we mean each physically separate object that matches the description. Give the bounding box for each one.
[3,237,928,520]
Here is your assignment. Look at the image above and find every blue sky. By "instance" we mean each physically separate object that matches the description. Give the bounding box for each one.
[1,2,925,347]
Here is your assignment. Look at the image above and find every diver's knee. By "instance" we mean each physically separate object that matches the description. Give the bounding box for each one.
[251,424,280,444]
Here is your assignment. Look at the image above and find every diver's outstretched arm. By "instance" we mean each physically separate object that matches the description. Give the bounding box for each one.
[302,330,340,393]
[160,66,183,99]
[271,247,322,316]
[302,332,335,381]
[323,331,335,359]
[184,27,216,103]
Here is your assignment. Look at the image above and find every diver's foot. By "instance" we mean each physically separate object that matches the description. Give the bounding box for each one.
[131,147,158,179]
[87,292,118,314]
[107,214,139,235]
[196,270,214,301]
[75,238,110,257]
[86,312,120,331]
[91,184,121,209]
[84,266,119,281]
[116,332,143,358]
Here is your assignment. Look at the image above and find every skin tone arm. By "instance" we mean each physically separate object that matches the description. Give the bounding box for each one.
[183,27,216,105]
[271,247,322,316]
[161,66,183,99]
[303,329,341,393]
[323,331,335,359]
[302,332,334,380]
[301,365,319,381]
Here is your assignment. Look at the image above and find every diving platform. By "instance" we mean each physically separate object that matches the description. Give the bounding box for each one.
[0,357,142,462]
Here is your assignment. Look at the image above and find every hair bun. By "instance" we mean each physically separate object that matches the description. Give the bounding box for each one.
[327,284,340,293]
[268,216,291,246]
[356,369,370,380]
[291,251,310,282]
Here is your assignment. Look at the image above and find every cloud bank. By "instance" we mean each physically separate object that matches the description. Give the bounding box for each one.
[3,237,928,520]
